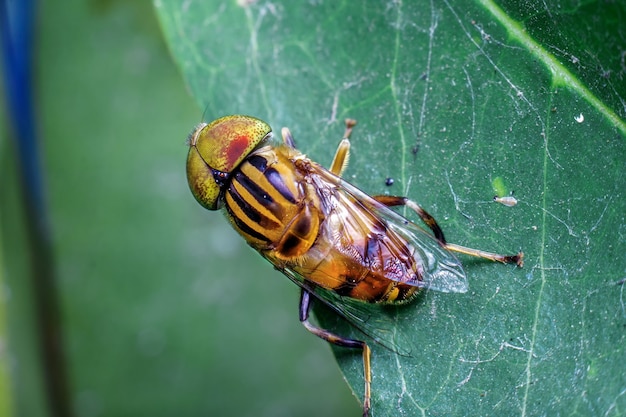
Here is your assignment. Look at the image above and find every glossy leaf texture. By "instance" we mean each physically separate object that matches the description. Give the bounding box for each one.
[157,1,625,416]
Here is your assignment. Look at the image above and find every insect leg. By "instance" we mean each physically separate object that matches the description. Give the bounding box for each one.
[372,195,447,244]
[299,288,372,417]
[281,127,296,148]
[373,195,524,267]
[329,139,350,176]
[444,243,524,267]
[329,119,357,176]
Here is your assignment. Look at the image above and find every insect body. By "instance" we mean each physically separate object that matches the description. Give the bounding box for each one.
[493,195,518,207]
[186,115,523,416]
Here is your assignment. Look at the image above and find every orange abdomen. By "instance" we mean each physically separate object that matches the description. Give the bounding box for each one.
[292,216,421,303]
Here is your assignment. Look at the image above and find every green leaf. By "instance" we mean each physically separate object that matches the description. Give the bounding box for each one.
[157,1,626,416]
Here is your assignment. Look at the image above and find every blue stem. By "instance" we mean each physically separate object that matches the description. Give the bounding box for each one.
[1,1,72,416]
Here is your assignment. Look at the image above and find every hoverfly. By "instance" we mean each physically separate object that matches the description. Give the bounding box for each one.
[186,115,523,417]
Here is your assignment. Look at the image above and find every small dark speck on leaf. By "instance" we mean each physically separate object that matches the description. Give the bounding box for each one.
[385,177,394,186]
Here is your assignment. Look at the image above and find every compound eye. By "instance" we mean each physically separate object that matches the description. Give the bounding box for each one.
[186,115,272,210]
[191,115,272,173]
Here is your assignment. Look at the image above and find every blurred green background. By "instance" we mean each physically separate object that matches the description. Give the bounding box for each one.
[1,1,358,416]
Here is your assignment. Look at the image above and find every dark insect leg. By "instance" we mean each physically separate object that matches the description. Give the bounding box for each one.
[373,195,524,267]
[299,289,372,417]
[372,195,447,244]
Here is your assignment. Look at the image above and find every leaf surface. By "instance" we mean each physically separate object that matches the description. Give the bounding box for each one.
[157,1,626,415]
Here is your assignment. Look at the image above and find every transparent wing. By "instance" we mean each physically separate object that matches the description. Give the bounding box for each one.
[276,264,414,356]
[311,166,469,294]
[261,162,469,354]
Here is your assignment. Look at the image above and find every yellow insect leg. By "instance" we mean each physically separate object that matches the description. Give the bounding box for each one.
[328,119,357,176]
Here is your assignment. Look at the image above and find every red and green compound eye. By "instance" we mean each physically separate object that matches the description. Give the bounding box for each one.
[186,115,271,210]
